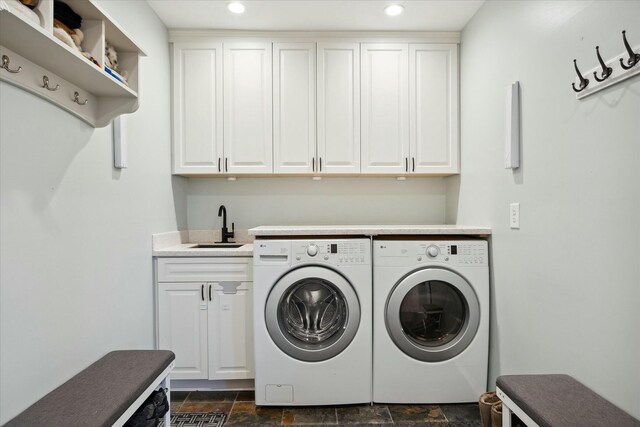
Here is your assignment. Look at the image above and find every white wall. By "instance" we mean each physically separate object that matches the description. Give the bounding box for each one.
[187,177,447,229]
[0,2,185,422]
[448,0,640,418]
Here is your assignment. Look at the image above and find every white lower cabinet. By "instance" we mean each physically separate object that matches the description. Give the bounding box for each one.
[158,282,210,379]
[156,258,254,381]
[208,281,253,380]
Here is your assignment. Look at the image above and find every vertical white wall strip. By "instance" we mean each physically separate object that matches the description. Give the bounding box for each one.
[504,81,520,169]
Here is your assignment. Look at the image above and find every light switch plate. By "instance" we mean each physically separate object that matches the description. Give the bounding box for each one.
[510,203,520,229]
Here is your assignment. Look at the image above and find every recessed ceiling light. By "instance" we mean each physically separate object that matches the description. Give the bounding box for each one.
[384,4,404,16]
[227,2,245,14]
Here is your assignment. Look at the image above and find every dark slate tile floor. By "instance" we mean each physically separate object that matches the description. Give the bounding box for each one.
[170,391,482,426]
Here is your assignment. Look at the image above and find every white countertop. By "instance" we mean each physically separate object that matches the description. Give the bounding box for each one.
[248,225,491,237]
[152,230,254,257]
[153,243,253,257]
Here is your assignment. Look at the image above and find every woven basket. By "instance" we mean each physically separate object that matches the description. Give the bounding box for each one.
[479,391,501,427]
[491,402,503,427]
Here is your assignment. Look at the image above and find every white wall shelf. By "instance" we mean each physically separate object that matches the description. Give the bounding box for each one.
[0,0,145,127]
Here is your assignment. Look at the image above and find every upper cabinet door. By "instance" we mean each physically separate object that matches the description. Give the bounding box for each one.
[172,42,223,175]
[224,42,273,174]
[361,44,409,174]
[273,43,316,174]
[409,44,459,174]
[317,43,360,174]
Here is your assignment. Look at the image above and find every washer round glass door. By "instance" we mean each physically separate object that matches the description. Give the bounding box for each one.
[265,266,361,362]
[386,267,480,362]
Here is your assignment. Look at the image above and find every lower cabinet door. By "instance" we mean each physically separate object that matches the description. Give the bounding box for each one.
[158,282,209,380]
[208,281,254,380]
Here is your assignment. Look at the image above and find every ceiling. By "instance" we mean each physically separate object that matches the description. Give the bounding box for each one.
[147,1,485,32]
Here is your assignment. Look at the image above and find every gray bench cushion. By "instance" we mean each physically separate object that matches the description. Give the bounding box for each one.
[6,350,175,427]
[497,374,640,427]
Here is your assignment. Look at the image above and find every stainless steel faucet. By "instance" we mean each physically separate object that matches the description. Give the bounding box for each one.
[217,205,235,243]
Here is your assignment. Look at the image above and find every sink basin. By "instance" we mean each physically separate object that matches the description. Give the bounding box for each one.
[194,243,244,249]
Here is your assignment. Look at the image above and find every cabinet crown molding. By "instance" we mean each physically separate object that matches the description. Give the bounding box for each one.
[169,30,460,44]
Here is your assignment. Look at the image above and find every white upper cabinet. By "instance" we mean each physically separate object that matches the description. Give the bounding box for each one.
[169,34,460,177]
[172,42,223,175]
[361,44,409,174]
[224,42,273,174]
[273,43,316,174]
[410,44,459,174]
[317,43,361,174]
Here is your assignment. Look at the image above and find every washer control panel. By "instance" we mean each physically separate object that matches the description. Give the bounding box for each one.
[375,240,488,267]
[294,240,370,265]
[416,242,487,266]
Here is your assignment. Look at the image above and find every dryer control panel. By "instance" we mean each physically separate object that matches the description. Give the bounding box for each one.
[374,240,488,267]
[293,239,370,266]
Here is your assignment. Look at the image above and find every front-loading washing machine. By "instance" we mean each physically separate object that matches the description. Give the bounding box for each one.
[373,239,489,403]
[253,238,372,406]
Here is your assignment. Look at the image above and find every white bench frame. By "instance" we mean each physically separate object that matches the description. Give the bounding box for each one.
[112,361,176,427]
[497,386,541,427]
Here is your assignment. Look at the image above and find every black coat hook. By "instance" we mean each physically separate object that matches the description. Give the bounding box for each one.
[593,46,613,82]
[619,30,640,70]
[572,59,589,93]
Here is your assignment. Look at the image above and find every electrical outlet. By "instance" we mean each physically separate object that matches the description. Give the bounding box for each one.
[510,203,520,229]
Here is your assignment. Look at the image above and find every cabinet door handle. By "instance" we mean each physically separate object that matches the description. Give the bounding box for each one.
[412,157,415,172]
[201,284,204,301]
[225,157,228,172]
[319,157,322,172]
[405,158,408,172]
[218,158,221,173]
[209,284,212,301]
[312,157,315,172]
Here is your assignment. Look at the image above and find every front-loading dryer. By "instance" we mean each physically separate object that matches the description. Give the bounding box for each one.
[373,239,489,403]
[253,238,372,406]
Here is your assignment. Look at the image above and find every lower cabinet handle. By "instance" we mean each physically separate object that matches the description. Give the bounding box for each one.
[209,284,212,301]
[319,157,322,172]
[225,158,228,172]
[312,157,315,172]
[218,158,221,172]
[405,158,408,172]
[412,157,415,172]
[201,284,204,301]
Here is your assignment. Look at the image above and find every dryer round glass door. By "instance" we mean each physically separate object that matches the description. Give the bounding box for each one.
[385,268,480,362]
[265,266,360,362]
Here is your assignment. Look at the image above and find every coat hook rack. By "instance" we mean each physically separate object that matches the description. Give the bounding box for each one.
[571,59,589,93]
[573,29,640,99]
[593,46,612,82]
